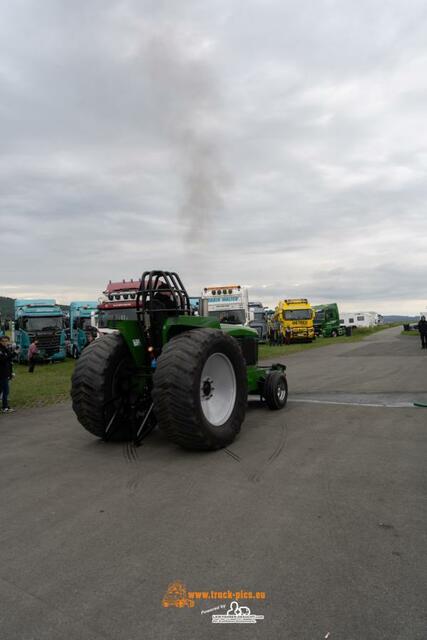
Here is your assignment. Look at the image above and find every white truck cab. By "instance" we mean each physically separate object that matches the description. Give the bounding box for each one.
[201,285,249,325]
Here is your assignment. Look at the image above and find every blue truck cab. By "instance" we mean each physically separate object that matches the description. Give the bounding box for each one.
[13,299,66,363]
[68,301,98,358]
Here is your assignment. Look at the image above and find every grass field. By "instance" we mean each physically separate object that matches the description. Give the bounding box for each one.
[4,323,398,409]
[8,359,76,409]
[400,329,418,337]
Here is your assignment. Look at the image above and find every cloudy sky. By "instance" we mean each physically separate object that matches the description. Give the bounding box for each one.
[1,0,426,314]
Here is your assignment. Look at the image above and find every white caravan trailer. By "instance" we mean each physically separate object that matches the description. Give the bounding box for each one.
[339,311,378,328]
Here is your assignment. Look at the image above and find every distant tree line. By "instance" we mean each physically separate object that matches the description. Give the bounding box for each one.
[0,296,14,319]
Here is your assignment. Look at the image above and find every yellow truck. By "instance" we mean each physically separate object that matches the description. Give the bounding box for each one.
[275,298,315,343]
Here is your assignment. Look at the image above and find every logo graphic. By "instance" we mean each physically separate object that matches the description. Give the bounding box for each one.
[211,600,264,624]
[162,581,195,609]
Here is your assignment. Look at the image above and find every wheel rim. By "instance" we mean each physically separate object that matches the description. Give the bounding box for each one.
[276,378,287,402]
[200,352,236,426]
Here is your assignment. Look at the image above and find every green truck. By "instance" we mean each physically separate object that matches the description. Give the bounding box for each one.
[313,303,344,338]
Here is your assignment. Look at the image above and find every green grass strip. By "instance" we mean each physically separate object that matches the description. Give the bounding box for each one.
[8,359,76,409]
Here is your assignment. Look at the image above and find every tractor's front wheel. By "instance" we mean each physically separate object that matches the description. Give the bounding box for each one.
[152,329,247,450]
[71,334,137,440]
[264,371,288,410]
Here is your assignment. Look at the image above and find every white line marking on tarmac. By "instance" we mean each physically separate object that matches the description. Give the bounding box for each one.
[289,399,414,408]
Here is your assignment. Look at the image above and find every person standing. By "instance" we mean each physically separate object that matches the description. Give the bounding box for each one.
[28,338,39,373]
[84,328,97,349]
[267,316,275,346]
[0,335,14,413]
[418,315,427,349]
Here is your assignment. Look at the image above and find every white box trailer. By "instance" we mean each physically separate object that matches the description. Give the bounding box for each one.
[339,311,379,328]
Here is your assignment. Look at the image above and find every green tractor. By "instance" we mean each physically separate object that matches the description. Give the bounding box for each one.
[71,270,288,450]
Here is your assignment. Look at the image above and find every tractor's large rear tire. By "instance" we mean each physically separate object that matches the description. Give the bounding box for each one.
[152,329,247,450]
[71,334,134,440]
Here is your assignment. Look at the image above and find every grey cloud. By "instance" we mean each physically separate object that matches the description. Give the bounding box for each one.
[1,0,427,313]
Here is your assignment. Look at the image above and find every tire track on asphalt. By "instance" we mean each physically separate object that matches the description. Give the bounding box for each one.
[224,448,241,462]
[123,441,139,463]
[248,420,288,483]
[122,441,141,494]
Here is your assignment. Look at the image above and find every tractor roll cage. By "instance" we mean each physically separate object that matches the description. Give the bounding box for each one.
[136,271,192,324]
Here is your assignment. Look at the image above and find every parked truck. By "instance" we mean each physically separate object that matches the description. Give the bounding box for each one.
[201,285,250,325]
[68,301,98,358]
[188,297,201,315]
[13,299,66,362]
[313,303,344,337]
[96,279,141,335]
[248,302,268,342]
[275,298,315,343]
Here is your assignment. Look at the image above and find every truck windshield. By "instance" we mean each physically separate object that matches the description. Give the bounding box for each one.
[283,309,312,320]
[252,312,265,322]
[209,310,246,325]
[315,310,325,322]
[25,317,63,331]
[97,308,137,327]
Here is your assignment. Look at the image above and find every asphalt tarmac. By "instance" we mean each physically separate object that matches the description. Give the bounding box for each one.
[1,327,426,639]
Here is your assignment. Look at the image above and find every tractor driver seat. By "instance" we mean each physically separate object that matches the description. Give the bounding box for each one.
[149,282,179,349]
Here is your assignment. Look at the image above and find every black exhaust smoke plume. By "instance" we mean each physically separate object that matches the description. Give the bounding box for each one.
[143,28,230,243]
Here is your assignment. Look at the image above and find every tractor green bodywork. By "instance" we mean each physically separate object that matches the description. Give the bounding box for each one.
[72,270,287,448]
[114,315,283,398]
